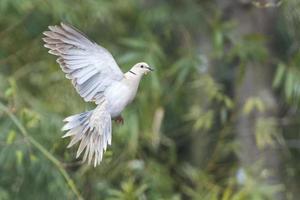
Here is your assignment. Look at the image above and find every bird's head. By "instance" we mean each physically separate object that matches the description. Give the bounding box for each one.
[129,62,154,76]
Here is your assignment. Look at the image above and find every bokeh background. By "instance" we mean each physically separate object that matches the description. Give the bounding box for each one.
[0,0,300,199]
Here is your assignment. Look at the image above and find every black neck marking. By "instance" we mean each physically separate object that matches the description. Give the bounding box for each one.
[129,70,136,75]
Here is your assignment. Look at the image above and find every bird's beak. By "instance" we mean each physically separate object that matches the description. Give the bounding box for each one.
[144,66,154,75]
[146,66,154,71]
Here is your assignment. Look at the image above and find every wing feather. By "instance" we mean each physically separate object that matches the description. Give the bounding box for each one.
[43,22,124,103]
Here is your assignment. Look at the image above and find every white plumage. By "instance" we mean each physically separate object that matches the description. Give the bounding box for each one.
[43,22,153,167]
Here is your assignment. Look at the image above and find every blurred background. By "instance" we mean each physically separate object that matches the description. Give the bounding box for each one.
[0,0,299,199]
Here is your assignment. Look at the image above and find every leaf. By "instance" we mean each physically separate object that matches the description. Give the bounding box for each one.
[255,117,279,149]
[4,88,13,98]
[6,130,16,145]
[222,187,233,200]
[30,154,37,162]
[273,63,286,88]
[15,150,23,165]
[214,30,224,57]
[243,97,265,114]
[285,71,294,100]
[224,96,234,109]
[119,38,147,49]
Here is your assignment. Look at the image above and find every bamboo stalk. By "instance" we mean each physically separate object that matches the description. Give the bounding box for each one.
[0,102,83,200]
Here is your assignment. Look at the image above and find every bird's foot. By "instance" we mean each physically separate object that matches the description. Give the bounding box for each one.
[114,116,124,125]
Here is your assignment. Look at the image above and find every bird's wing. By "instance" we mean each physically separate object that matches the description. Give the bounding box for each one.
[43,22,124,103]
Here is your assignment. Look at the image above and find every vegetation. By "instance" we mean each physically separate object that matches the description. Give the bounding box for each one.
[0,0,299,199]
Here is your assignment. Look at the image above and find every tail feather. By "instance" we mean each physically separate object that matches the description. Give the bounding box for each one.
[62,126,82,138]
[63,111,90,122]
[62,103,112,167]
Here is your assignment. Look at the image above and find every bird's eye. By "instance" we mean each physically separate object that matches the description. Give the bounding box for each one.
[140,65,144,68]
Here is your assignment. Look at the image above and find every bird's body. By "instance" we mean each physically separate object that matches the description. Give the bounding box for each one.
[105,72,142,118]
[43,23,153,166]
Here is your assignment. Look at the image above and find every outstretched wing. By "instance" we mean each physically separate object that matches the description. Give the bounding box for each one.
[43,22,124,103]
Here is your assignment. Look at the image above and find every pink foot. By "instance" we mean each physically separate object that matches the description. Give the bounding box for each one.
[114,116,124,125]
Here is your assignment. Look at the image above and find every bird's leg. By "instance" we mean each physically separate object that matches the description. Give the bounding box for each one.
[114,115,124,125]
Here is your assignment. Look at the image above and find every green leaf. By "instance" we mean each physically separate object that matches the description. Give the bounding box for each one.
[243,97,265,114]
[15,150,23,165]
[30,154,38,162]
[4,88,13,98]
[6,130,16,145]
[285,71,294,100]
[273,63,286,88]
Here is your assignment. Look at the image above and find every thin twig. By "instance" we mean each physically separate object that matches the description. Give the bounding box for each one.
[0,102,83,200]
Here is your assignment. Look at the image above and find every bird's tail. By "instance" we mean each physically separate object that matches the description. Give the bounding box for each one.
[61,104,112,167]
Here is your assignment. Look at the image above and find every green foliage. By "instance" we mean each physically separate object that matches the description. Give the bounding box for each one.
[0,0,299,199]
[255,117,283,149]
[243,97,265,114]
[108,178,147,200]
[273,62,300,104]
[229,34,269,63]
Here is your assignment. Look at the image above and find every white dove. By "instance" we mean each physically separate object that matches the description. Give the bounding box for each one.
[42,22,153,167]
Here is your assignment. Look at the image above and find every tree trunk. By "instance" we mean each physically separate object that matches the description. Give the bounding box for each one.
[217,1,285,199]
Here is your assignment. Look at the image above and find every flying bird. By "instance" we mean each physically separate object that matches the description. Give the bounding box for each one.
[43,22,153,167]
